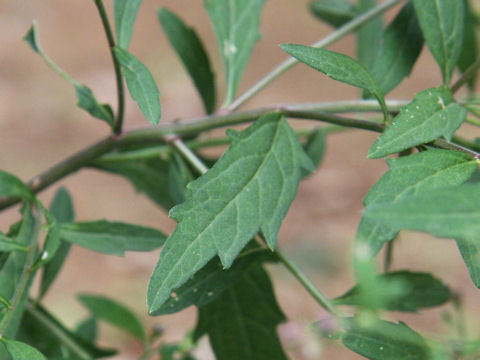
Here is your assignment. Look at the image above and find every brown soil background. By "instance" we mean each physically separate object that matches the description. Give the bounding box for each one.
[1,1,480,359]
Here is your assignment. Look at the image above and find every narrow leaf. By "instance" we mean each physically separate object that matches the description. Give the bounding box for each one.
[194,264,287,360]
[302,128,326,177]
[0,170,34,201]
[158,7,216,114]
[369,2,424,95]
[203,0,266,105]
[412,0,464,84]
[309,0,356,28]
[78,294,146,343]
[2,339,47,360]
[59,220,166,255]
[147,114,313,313]
[368,86,466,158]
[76,317,98,343]
[114,0,143,49]
[31,209,61,270]
[458,0,478,90]
[281,44,388,118]
[0,234,28,253]
[356,0,383,71]
[342,318,431,360]
[113,47,161,125]
[456,237,480,288]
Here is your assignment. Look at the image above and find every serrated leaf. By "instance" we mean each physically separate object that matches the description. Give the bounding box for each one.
[0,170,34,202]
[113,47,161,125]
[194,264,287,360]
[156,242,275,315]
[458,0,478,90]
[363,183,480,240]
[59,220,166,255]
[2,339,47,360]
[342,318,431,360]
[114,0,143,49]
[203,0,266,106]
[368,2,424,95]
[368,86,466,158]
[147,114,313,313]
[78,294,146,343]
[302,128,326,177]
[281,44,388,118]
[309,0,356,28]
[412,0,464,84]
[336,271,451,312]
[357,0,383,71]
[158,7,216,114]
[456,236,480,288]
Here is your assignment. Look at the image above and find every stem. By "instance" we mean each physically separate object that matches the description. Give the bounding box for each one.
[451,57,480,94]
[275,248,343,318]
[226,0,405,111]
[164,135,209,175]
[384,241,394,272]
[94,0,125,135]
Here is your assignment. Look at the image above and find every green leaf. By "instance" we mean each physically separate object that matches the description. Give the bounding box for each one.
[309,0,356,28]
[76,317,98,343]
[281,44,388,119]
[355,217,398,257]
[114,0,143,49]
[0,234,28,252]
[147,114,313,313]
[31,209,61,271]
[59,220,166,255]
[456,237,480,288]
[458,0,478,90]
[155,243,275,315]
[194,264,287,360]
[363,183,480,240]
[342,318,431,360]
[78,294,146,343]
[113,47,161,125]
[0,170,34,202]
[368,86,466,159]
[39,188,75,298]
[167,153,194,206]
[203,0,266,106]
[356,0,382,71]
[302,128,326,177]
[412,0,464,84]
[336,271,451,312]
[2,339,47,360]
[368,2,424,95]
[158,7,216,114]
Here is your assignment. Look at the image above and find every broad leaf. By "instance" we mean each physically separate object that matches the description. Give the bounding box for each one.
[78,294,146,343]
[342,318,431,360]
[363,184,480,240]
[456,237,480,288]
[114,0,143,49]
[0,234,28,252]
[412,0,464,84]
[335,271,451,312]
[158,7,216,114]
[281,44,387,118]
[309,0,356,28]
[23,24,115,127]
[203,0,266,105]
[356,0,382,71]
[368,86,466,158]
[194,264,287,360]
[59,220,166,255]
[147,114,313,313]
[0,170,34,202]
[113,47,161,125]
[2,339,47,360]
[458,0,478,90]
[368,2,424,95]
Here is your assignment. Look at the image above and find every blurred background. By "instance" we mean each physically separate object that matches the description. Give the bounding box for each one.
[1,0,480,359]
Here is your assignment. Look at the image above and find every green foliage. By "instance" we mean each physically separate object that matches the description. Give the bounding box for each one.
[458,0,478,90]
[0,171,34,202]
[114,0,143,49]
[1,338,47,360]
[309,0,356,28]
[457,237,480,288]
[356,0,382,71]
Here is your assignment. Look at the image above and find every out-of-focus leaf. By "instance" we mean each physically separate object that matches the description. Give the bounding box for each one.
[114,0,143,49]
[309,0,356,27]
[357,0,382,70]
[158,7,216,114]
[458,0,478,90]
[59,220,166,255]
[0,234,28,253]
[456,236,480,288]
[0,170,34,202]
[2,339,47,360]
[302,128,326,177]
[76,317,98,343]
[113,47,161,125]
[167,153,193,206]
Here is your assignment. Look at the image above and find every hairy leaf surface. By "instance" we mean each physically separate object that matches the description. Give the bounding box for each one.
[412,0,464,84]
[309,0,356,27]
[114,0,143,49]
[158,7,216,114]
[194,264,287,360]
[147,114,313,313]
[368,87,466,158]
[203,0,266,105]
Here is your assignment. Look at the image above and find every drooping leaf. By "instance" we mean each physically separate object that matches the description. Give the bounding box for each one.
[281,44,388,118]
[412,0,464,84]
[147,114,314,313]
[158,7,216,114]
[356,0,382,71]
[194,264,287,360]
[368,86,466,158]
[458,0,478,90]
[456,237,480,288]
[155,242,275,315]
[39,187,75,298]
[302,128,326,177]
[0,170,34,202]
[114,0,143,49]
[309,0,356,28]
[113,47,161,125]
[78,294,146,344]
[203,0,266,106]
[368,2,424,95]
[336,271,451,312]
[2,339,47,360]
[0,234,28,252]
[363,183,480,240]
[59,220,166,255]
[342,318,431,360]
